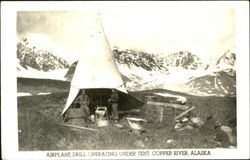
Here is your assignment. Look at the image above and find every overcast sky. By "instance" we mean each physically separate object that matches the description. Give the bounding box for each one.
[17,8,235,64]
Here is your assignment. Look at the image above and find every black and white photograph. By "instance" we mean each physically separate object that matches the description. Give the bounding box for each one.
[1,1,249,160]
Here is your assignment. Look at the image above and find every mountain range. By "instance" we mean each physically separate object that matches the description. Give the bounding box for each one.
[16,38,236,97]
[17,38,69,72]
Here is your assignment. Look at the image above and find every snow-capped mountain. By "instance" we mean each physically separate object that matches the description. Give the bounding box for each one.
[64,47,236,97]
[164,51,208,70]
[215,49,236,75]
[112,48,208,92]
[17,40,236,97]
[112,48,236,97]
[113,47,168,73]
[186,71,236,96]
[17,38,69,80]
[182,49,236,96]
[17,38,69,72]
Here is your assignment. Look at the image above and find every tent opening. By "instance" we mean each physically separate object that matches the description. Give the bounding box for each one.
[63,88,144,117]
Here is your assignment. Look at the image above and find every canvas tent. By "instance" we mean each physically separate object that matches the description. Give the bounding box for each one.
[61,16,143,116]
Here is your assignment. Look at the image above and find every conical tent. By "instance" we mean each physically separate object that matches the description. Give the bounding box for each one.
[61,16,143,116]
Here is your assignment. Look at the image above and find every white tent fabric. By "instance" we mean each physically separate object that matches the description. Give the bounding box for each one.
[61,16,127,116]
[61,86,79,115]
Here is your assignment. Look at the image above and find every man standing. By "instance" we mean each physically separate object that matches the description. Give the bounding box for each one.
[108,89,119,122]
[75,90,90,123]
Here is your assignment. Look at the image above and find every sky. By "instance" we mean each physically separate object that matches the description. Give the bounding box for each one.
[17,7,235,64]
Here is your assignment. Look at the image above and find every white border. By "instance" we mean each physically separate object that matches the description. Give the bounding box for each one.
[1,1,249,160]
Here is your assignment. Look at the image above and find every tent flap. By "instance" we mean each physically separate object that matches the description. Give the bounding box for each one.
[61,86,79,115]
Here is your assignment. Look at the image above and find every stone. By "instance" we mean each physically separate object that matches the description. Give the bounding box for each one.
[174,123,182,129]
[135,139,145,147]
[167,139,174,144]
[181,117,189,123]
[220,126,236,144]
[228,145,236,149]
[221,126,232,132]
[191,117,203,127]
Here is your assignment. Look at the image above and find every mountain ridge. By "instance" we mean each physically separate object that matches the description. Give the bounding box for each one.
[17,38,69,72]
[16,39,236,97]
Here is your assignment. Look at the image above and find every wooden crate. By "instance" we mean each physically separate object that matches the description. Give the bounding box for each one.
[145,105,175,128]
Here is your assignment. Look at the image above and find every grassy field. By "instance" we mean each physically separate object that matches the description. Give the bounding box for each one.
[17,78,236,151]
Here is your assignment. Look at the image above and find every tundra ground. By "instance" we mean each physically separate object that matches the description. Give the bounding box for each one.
[17,78,236,150]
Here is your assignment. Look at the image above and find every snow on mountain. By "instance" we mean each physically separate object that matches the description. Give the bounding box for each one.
[113,47,168,73]
[17,38,69,72]
[17,58,68,80]
[126,69,236,97]
[215,49,236,75]
[17,39,236,97]
[163,51,208,71]
[113,48,236,97]
[112,48,209,93]
[186,71,236,96]
[64,47,236,97]
[182,49,236,97]
[17,38,69,80]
